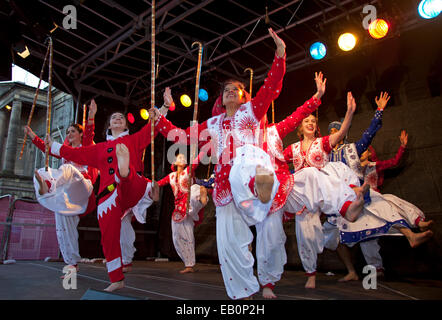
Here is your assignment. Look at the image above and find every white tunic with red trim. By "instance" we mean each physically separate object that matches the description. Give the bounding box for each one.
[155,53,286,212]
[159,168,194,223]
[288,136,332,171]
[206,101,265,208]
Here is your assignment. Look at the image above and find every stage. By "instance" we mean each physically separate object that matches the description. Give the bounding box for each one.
[1,260,441,300]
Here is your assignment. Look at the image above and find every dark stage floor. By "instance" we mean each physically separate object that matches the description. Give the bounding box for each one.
[1,260,441,300]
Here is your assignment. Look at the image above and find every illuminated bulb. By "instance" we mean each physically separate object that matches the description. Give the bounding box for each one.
[338,33,357,51]
[180,94,192,107]
[310,42,327,60]
[368,19,389,39]
[140,108,149,120]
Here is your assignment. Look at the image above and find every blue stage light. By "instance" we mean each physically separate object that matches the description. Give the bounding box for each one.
[418,0,441,19]
[199,89,209,101]
[310,42,327,60]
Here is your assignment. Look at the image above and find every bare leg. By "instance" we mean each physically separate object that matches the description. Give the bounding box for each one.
[199,186,208,206]
[35,170,48,195]
[397,227,433,248]
[122,265,132,273]
[116,143,130,178]
[262,287,277,298]
[345,183,370,222]
[336,244,359,282]
[255,165,274,204]
[104,280,125,292]
[305,275,316,288]
[179,266,195,274]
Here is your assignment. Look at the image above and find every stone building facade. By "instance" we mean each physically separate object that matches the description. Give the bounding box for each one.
[0,81,75,199]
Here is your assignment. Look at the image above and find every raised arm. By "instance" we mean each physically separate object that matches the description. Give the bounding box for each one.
[251,28,286,121]
[129,117,162,153]
[275,72,325,139]
[329,92,356,148]
[46,135,101,169]
[376,130,407,173]
[158,87,174,117]
[149,108,209,148]
[355,92,390,156]
[82,99,97,147]
[25,125,62,159]
[157,174,170,187]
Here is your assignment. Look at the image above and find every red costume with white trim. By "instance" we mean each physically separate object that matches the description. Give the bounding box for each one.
[50,121,158,283]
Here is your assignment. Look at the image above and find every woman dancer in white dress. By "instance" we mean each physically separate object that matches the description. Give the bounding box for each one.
[283,92,369,288]
[27,100,98,275]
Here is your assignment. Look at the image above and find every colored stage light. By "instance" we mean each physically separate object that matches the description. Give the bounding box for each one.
[169,102,176,111]
[418,0,441,19]
[127,112,135,124]
[180,94,192,107]
[309,42,327,60]
[140,108,149,120]
[368,19,389,39]
[338,33,357,51]
[199,89,209,101]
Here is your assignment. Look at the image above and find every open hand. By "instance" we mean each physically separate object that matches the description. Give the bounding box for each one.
[88,99,97,119]
[375,92,390,110]
[347,92,356,114]
[314,72,327,99]
[400,130,408,147]
[163,87,173,107]
[268,28,286,58]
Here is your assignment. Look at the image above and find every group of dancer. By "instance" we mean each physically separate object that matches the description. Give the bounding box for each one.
[27,28,433,298]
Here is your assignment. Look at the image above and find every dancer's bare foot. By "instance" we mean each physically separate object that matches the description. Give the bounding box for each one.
[338,271,359,282]
[151,181,159,202]
[104,280,124,292]
[199,186,208,206]
[116,143,130,178]
[179,267,195,274]
[418,220,434,232]
[305,275,316,288]
[262,287,277,299]
[35,170,48,195]
[408,230,433,248]
[255,165,274,204]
